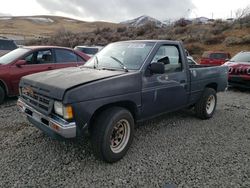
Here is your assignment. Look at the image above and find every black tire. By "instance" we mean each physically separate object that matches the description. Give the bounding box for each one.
[0,86,5,105]
[90,107,134,163]
[195,88,217,120]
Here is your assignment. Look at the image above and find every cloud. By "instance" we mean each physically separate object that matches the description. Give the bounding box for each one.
[0,12,12,16]
[36,0,195,22]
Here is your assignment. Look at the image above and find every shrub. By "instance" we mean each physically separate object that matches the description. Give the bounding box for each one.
[157,34,169,40]
[136,27,146,36]
[184,36,199,43]
[120,36,131,41]
[224,36,243,46]
[184,44,204,55]
[211,23,230,35]
[174,18,191,27]
[101,27,113,32]
[202,34,225,45]
[173,27,187,35]
[117,27,127,33]
[242,34,250,44]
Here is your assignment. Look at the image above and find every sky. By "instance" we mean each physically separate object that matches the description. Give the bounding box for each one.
[0,0,249,22]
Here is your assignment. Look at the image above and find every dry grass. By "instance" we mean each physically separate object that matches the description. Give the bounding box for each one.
[0,15,120,39]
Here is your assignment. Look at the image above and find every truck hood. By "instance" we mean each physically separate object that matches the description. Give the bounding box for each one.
[20,67,126,100]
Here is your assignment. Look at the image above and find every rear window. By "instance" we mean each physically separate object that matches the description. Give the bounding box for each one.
[0,39,17,50]
[210,53,228,59]
[202,52,229,59]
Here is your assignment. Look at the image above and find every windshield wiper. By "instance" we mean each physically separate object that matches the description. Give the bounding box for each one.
[100,67,117,71]
[110,56,128,72]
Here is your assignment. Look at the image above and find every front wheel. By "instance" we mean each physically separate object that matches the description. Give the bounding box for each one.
[195,88,217,119]
[90,107,134,163]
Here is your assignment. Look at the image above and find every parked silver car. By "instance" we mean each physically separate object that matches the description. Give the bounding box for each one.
[74,46,103,57]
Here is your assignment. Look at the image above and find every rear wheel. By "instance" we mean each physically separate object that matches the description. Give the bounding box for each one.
[90,107,134,163]
[0,86,5,105]
[195,88,217,119]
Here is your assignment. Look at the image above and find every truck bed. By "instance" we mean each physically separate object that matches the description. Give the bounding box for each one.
[188,65,228,104]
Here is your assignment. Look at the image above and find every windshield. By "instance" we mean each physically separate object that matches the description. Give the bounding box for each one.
[230,52,250,63]
[0,48,31,65]
[84,42,155,70]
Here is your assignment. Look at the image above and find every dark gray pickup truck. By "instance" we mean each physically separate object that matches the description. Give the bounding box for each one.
[17,40,228,162]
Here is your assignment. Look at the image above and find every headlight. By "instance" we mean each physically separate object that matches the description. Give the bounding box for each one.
[54,101,63,116]
[54,101,73,119]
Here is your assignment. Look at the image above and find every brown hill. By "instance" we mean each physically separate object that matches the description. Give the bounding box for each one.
[0,15,120,40]
[1,15,249,59]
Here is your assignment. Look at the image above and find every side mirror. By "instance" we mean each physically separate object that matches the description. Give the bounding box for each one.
[150,62,165,74]
[16,60,27,67]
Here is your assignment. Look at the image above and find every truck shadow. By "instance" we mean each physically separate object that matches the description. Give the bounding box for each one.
[227,86,250,93]
[0,97,18,108]
[42,109,196,163]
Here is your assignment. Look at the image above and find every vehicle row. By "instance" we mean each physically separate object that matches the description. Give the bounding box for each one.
[199,50,250,89]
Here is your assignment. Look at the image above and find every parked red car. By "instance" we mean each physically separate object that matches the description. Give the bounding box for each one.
[0,46,90,104]
[200,51,231,66]
[224,51,250,89]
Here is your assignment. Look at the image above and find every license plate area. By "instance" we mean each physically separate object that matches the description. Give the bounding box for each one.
[32,111,41,122]
[24,107,48,125]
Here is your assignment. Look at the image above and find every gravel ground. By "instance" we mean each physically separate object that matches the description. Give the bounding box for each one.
[0,89,250,188]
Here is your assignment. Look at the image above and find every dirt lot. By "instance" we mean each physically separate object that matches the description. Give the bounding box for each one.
[0,89,249,187]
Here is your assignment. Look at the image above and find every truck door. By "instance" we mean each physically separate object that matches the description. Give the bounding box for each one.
[141,45,189,118]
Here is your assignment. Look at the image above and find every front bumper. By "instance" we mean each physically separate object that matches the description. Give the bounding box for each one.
[17,98,76,139]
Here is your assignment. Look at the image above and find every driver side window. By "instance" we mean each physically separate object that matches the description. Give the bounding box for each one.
[152,45,182,73]
[23,50,53,64]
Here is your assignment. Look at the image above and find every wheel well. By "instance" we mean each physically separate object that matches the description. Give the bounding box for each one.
[89,101,138,128]
[0,80,7,95]
[205,83,217,91]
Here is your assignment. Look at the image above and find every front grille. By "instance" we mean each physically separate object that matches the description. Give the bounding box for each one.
[229,67,249,75]
[21,86,53,114]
